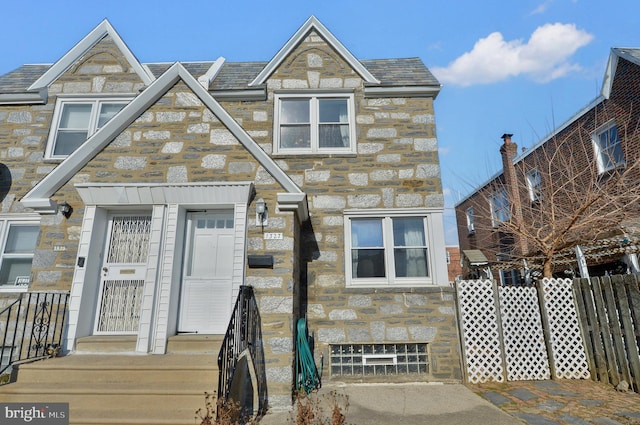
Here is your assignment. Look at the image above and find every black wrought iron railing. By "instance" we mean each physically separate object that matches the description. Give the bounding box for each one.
[217,285,267,418]
[0,292,69,377]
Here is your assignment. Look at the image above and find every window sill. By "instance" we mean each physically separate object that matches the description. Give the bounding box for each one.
[272,153,357,159]
[597,163,626,180]
[343,285,453,294]
[0,286,29,293]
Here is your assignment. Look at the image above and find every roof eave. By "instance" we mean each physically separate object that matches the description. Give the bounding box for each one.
[211,88,267,102]
[277,192,309,222]
[364,85,441,98]
[0,89,47,105]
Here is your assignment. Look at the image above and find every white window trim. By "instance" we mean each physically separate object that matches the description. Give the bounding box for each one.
[593,121,625,174]
[465,207,475,234]
[489,188,510,227]
[0,215,40,293]
[526,169,542,202]
[45,96,132,161]
[344,209,440,287]
[273,92,356,155]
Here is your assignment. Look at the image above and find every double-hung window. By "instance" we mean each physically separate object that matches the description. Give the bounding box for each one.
[593,122,625,173]
[345,211,435,286]
[274,93,355,154]
[489,188,510,227]
[0,216,40,291]
[465,207,475,234]
[46,98,129,159]
[526,169,543,202]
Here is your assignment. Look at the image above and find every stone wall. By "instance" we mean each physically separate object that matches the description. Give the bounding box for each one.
[0,27,462,394]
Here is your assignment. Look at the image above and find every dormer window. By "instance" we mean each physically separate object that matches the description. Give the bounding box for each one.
[274,93,356,154]
[46,98,129,160]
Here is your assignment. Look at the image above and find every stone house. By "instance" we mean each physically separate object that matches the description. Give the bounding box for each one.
[0,16,459,410]
[455,48,640,282]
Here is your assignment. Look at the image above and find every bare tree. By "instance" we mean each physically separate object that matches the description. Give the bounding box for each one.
[465,108,640,278]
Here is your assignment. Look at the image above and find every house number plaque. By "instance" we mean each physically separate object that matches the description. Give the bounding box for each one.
[264,233,283,240]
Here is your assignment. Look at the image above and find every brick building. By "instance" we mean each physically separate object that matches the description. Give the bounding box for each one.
[455,48,640,283]
[0,16,459,415]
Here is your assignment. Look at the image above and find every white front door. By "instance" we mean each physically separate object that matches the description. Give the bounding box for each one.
[94,214,152,334]
[179,211,235,334]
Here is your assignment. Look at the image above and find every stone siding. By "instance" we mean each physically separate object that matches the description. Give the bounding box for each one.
[0,23,461,406]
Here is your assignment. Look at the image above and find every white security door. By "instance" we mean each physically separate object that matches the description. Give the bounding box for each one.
[95,214,152,334]
[179,211,235,334]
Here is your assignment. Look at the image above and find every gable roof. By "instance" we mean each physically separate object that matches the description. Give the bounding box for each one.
[455,47,639,207]
[249,16,380,86]
[28,19,154,92]
[602,47,640,99]
[21,62,303,212]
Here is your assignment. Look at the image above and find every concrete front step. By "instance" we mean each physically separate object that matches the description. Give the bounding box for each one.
[75,334,224,354]
[166,333,224,354]
[12,354,218,384]
[75,335,138,353]
[0,353,221,425]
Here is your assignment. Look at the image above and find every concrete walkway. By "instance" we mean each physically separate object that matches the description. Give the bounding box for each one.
[259,382,520,425]
[259,379,640,424]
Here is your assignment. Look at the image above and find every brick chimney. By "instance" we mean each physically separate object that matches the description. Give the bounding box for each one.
[499,133,528,256]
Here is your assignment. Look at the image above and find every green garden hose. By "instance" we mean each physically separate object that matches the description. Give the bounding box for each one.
[295,317,321,394]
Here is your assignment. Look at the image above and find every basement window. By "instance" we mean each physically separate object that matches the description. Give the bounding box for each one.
[330,343,428,376]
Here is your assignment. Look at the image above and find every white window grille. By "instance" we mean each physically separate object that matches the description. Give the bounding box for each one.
[96,279,145,333]
[106,216,152,263]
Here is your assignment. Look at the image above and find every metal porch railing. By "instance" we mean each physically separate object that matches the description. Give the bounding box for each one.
[217,285,267,418]
[0,292,69,377]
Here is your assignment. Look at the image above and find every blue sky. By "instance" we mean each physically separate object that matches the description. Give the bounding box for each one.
[2,0,639,244]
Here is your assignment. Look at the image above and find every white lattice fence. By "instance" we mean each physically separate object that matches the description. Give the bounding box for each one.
[499,286,550,380]
[541,278,591,379]
[456,278,590,384]
[456,279,505,383]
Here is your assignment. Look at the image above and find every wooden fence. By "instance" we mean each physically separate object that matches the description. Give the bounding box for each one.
[573,273,640,392]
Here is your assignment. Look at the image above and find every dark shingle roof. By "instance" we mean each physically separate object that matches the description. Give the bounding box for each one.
[361,58,439,87]
[0,58,439,94]
[0,64,52,94]
[212,62,268,90]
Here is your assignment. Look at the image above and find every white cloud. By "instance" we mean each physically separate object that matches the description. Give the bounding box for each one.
[530,0,553,15]
[431,23,593,87]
